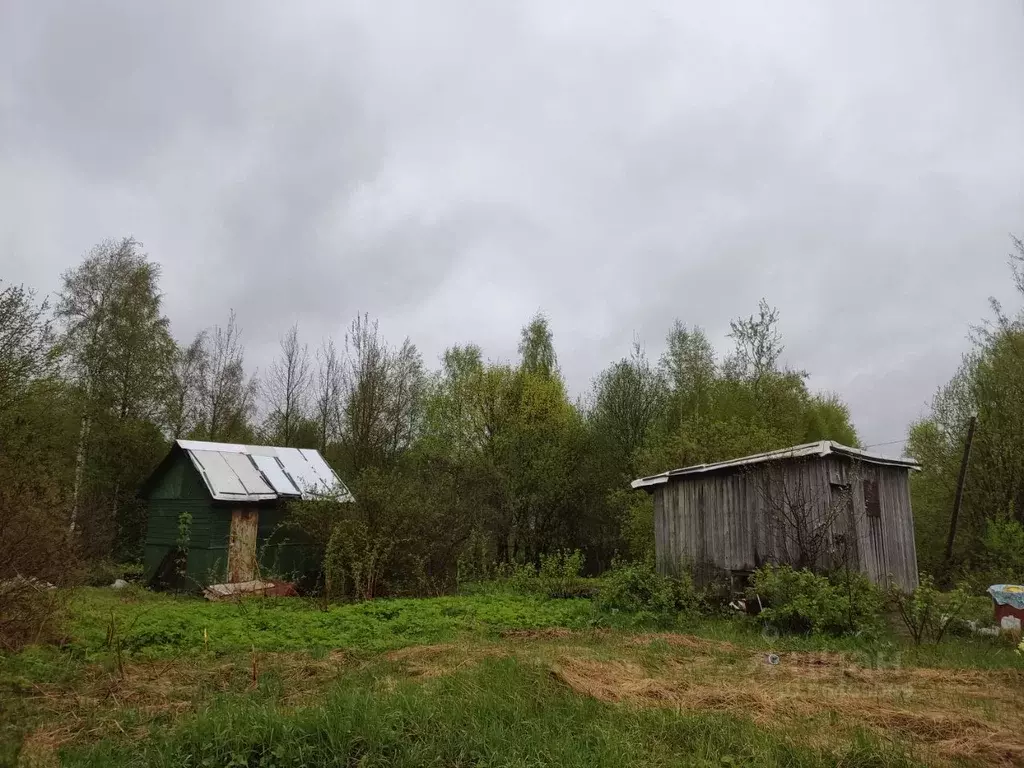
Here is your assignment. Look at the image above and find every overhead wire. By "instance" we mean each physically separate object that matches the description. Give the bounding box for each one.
[862,438,909,449]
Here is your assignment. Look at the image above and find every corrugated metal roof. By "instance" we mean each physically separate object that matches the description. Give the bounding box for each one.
[631,441,920,490]
[176,439,354,502]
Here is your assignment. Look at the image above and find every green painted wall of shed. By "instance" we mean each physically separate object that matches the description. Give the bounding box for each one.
[147,453,207,500]
[142,449,321,589]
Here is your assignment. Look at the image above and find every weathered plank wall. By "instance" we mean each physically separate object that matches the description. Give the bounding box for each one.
[652,457,919,590]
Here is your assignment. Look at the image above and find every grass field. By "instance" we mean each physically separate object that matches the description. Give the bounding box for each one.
[4,587,1024,767]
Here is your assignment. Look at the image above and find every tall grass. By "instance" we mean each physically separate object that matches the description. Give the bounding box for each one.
[64,657,921,768]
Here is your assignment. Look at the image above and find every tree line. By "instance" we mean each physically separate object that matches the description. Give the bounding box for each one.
[908,236,1024,587]
[2,235,880,594]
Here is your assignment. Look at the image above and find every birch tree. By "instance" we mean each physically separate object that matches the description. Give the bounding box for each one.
[56,237,174,533]
[164,332,209,439]
[518,312,558,379]
[314,337,343,454]
[339,314,424,474]
[262,324,312,446]
[199,310,258,442]
[0,282,54,418]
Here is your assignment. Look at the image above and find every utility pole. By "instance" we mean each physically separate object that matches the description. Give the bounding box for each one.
[943,414,977,578]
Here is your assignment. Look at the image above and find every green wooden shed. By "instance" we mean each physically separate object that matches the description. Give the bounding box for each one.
[139,440,352,589]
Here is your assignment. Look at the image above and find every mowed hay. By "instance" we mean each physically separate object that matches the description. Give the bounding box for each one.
[21,650,354,753]
[628,632,739,653]
[500,628,581,640]
[550,649,1024,766]
[550,658,684,704]
[385,643,508,678]
[14,729,61,768]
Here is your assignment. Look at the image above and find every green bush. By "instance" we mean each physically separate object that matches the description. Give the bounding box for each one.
[595,558,701,625]
[491,550,595,599]
[749,565,883,636]
[538,550,588,598]
[888,574,969,646]
[967,517,1024,589]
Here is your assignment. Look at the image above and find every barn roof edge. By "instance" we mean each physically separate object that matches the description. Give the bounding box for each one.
[630,440,920,490]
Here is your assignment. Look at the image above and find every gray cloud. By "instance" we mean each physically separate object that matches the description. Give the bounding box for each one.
[3,0,1023,452]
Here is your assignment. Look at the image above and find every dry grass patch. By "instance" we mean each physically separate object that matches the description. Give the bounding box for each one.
[500,628,580,640]
[384,642,509,678]
[628,632,739,653]
[14,629,1024,767]
[550,646,1024,766]
[18,650,354,757]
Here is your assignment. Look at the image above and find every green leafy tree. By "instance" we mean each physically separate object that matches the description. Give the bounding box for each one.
[518,312,558,379]
[724,298,785,387]
[907,236,1024,576]
[660,321,716,432]
[588,342,668,478]
[57,237,174,555]
[337,314,425,475]
[0,283,75,595]
[0,282,55,417]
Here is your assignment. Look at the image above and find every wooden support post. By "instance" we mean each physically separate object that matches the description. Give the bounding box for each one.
[943,415,977,579]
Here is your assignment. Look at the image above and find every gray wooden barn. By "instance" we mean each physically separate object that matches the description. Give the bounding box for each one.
[632,441,920,591]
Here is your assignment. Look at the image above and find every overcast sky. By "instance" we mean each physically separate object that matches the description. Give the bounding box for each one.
[2,1,1023,454]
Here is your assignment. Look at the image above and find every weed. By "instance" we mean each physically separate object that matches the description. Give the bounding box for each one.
[750,565,883,636]
[888,574,969,646]
[595,557,701,626]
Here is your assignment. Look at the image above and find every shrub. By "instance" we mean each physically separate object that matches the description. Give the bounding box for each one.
[595,558,701,625]
[494,550,593,599]
[323,519,397,602]
[888,574,968,646]
[961,517,1024,590]
[0,577,68,651]
[0,450,78,650]
[538,550,588,598]
[750,565,883,636]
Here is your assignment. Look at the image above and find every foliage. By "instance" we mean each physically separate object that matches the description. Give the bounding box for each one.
[0,304,78,648]
[972,517,1024,588]
[888,574,969,646]
[907,236,1024,576]
[335,313,425,476]
[0,579,68,652]
[595,558,702,625]
[63,588,595,658]
[518,311,559,379]
[750,565,883,636]
[2,233,866,590]
[588,341,667,478]
[323,519,395,601]
[0,281,55,416]
[537,549,587,597]
[494,550,591,599]
[188,310,259,443]
[56,237,175,557]
[606,488,656,562]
